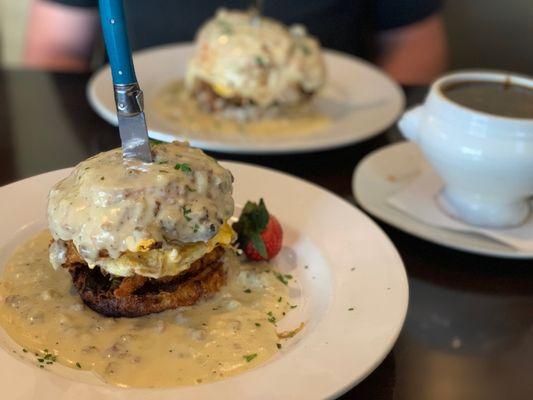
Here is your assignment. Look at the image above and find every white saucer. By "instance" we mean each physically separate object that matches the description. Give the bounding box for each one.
[352,141,533,259]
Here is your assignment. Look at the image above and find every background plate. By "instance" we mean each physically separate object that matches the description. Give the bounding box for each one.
[87,43,404,154]
[0,162,408,399]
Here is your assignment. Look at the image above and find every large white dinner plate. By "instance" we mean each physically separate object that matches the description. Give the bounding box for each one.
[88,43,404,154]
[352,141,533,259]
[0,162,407,399]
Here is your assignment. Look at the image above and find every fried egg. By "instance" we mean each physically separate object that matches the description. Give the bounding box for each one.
[93,223,235,279]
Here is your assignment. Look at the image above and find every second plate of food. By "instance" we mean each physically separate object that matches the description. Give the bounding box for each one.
[88,43,404,154]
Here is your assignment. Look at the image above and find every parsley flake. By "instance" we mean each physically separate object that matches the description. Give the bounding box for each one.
[36,349,57,367]
[243,353,257,362]
[255,56,266,67]
[348,307,354,311]
[274,273,288,285]
[76,362,82,369]
[182,206,192,221]
[255,322,261,327]
[267,311,276,324]
[175,163,192,173]
[276,343,282,349]
[243,288,252,294]
[217,20,233,35]
[300,43,311,55]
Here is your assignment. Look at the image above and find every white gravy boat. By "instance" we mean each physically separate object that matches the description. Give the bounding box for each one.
[398,71,533,228]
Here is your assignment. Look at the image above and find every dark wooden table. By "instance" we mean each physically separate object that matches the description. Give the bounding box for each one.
[0,69,532,400]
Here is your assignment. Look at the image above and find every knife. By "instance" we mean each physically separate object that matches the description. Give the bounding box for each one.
[98,0,153,163]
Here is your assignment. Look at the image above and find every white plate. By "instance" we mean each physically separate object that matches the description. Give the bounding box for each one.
[352,141,533,259]
[0,162,408,399]
[87,43,404,154]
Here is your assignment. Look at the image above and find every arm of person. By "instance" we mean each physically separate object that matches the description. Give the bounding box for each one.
[376,13,448,85]
[24,0,99,71]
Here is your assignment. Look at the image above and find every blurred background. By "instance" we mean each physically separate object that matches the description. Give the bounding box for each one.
[1,0,532,74]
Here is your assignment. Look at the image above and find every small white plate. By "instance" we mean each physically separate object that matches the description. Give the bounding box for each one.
[87,43,404,154]
[352,141,533,259]
[0,162,408,399]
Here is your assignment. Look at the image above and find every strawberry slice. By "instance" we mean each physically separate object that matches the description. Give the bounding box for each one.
[233,199,283,261]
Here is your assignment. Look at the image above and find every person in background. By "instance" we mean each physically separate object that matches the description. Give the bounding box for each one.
[24,0,448,84]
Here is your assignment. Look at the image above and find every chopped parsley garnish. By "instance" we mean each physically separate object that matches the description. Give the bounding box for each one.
[182,205,192,221]
[175,163,192,173]
[267,311,276,324]
[243,353,257,362]
[100,176,105,181]
[276,343,282,349]
[348,307,354,311]
[290,304,297,309]
[284,274,293,280]
[243,288,252,294]
[22,348,27,353]
[76,362,82,369]
[193,224,200,233]
[278,296,282,302]
[36,349,57,368]
[217,20,233,35]
[274,272,288,285]
[255,322,261,327]
[255,56,266,67]
[300,43,311,55]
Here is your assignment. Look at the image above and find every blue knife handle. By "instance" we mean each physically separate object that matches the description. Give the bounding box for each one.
[98,0,136,85]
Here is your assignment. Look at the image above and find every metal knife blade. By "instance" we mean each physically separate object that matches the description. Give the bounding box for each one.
[117,113,152,162]
[114,83,153,163]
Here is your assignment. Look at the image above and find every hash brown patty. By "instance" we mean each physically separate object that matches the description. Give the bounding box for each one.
[62,243,226,317]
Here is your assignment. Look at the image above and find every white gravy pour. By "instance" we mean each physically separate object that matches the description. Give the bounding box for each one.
[0,231,294,388]
[47,142,234,268]
[152,80,330,137]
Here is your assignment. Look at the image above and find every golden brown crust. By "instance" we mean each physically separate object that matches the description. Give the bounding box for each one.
[64,240,85,265]
[66,246,226,318]
[113,275,148,298]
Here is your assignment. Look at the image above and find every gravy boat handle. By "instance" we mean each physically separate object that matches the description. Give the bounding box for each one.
[398,105,424,142]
